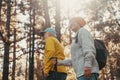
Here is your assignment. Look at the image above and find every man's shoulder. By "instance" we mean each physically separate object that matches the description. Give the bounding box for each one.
[46,36,57,42]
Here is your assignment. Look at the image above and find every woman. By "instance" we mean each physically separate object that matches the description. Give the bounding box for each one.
[53,17,99,80]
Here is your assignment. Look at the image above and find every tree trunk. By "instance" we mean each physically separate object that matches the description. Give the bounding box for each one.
[0,0,3,40]
[43,0,51,29]
[25,55,28,80]
[12,28,16,80]
[110,64,114,80]
[31,8,35,80]
[2,0,11,80]
[55,0,61,41]
[12,0,17,79]
[29,1,35,80]
[0,0,2,20]
[35,53,43,80]
[29,6,32,80]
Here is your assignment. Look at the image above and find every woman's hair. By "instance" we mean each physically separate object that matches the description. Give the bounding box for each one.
[70,17,86,27]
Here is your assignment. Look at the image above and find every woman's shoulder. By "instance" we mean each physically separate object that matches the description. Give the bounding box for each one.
[79,27,89,33]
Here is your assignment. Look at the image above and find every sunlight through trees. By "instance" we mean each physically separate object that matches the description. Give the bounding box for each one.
[0,0,120,80]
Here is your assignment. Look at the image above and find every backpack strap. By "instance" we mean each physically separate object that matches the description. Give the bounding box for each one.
[75,32,79,43]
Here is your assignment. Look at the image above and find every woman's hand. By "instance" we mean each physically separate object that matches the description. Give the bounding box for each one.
[51,58,57,65]
[50,57,57,65]
[84,67,92,78]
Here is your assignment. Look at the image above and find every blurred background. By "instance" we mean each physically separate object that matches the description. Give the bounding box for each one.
[0,0,120,80]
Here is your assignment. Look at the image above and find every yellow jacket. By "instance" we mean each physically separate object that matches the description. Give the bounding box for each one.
[43,36,67,74]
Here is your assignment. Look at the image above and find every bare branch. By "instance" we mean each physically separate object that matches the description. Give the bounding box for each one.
[0,31,5,42]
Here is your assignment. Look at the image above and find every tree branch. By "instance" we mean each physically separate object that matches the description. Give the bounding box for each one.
[0,31,5,42]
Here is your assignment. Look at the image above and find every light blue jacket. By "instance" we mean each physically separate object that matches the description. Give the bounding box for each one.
[58,27,99,78]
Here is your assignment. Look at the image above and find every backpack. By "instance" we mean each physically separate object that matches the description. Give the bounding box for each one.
[94,39,108,70]
[75,34,108,70]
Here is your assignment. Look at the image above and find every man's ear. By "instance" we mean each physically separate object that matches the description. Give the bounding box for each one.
[40,31,45,36]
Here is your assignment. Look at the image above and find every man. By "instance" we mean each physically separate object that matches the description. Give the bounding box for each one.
[53,17,99,80]
[40,28,67,80]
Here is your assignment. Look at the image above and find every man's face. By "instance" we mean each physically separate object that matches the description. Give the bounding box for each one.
[44,32,50,40]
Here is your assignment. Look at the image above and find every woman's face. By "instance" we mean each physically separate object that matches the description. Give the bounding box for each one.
[70,22,80,32]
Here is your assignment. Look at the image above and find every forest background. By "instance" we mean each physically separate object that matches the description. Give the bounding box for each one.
[0,0,120,80]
